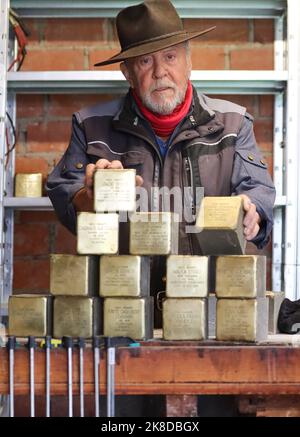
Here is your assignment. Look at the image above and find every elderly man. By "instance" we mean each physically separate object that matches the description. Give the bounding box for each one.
[47,0,275,266]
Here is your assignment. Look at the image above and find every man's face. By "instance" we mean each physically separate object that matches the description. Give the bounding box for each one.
[121,43,192,115]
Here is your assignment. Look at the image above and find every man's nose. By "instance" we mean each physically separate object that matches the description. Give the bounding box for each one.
[152,60,167,79]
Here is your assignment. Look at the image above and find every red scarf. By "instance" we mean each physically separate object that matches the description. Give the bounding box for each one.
[132,80,193,138]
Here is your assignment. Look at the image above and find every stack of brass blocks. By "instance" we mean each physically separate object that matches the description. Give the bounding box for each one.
[215,255,269,342]
[162,255,209,340]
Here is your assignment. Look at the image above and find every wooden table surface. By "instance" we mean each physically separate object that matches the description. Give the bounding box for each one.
[1,339,300,396]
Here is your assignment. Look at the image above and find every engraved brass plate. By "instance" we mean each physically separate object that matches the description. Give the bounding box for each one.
[163,298,207,340]
[166,255,208,298]
[77,212,119,255]
[53,296,101,338]
[195,196,246,255]
[9,295,51,337]
[15,173,42,197]
[100,255,150,297]
[104,297,153,340]
[129,212,178,255]
[216,255,266,298]
[50,254,98,296]
[216,298,268,342]
[94,169,136,212]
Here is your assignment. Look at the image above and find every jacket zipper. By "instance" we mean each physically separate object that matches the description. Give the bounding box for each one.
[184,156,196,216]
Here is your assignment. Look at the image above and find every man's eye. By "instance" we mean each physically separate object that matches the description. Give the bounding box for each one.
[141,57,151,65]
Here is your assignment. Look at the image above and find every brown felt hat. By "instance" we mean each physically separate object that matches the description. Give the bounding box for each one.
[94,0,215,67]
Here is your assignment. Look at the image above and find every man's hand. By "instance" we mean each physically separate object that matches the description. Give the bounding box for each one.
[73,159,143,212]
[85,159,143,199]
[238,194,261,241]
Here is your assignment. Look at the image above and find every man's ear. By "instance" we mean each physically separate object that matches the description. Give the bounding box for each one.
[120,62,134,88]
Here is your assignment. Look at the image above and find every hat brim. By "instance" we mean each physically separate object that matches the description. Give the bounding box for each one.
[94,26,216,67]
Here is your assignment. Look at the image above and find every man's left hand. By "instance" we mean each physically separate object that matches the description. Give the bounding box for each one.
[238,194,261,241]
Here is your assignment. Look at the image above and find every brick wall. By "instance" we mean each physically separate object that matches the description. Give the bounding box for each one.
[13,18,274,293]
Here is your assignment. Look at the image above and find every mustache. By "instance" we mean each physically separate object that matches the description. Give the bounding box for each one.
[149,79,177,92]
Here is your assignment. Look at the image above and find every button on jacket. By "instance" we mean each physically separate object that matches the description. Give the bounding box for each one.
[46,87,276,253]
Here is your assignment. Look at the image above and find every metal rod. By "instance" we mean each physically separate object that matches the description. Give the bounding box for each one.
[63,336,73,417]
[93,336,100,417]
[106,339,115,418]
[28,336,35,417]
[78,337,85,418]
[8,336,15,417]
[45,336,51,417]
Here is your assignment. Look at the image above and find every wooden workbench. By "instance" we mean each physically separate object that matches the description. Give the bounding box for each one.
[1,339,300,397]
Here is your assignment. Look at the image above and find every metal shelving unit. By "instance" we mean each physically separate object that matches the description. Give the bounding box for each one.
[1,0,300,318]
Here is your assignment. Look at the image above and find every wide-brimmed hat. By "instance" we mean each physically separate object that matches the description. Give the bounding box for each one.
[94,0,215,67]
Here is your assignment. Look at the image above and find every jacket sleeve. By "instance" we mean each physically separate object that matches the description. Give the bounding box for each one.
[231,115,276,249]
[46,115,89,235]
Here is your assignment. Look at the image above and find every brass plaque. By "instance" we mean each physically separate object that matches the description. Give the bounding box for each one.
[195,196,246,255]
[166,255,208,298]
[216,255,266,298]
[163,298,207,340]
[77,212,119,255]
[216,298,268,342]
[9,295,52,337]
[100,255,150,297]
[53,296,102,338]
[104,297,153,340]
[267,291,285,334]
[50,254,99,296]
[129,212,178,255]
[94,169,136,212]
[15,173,42,197]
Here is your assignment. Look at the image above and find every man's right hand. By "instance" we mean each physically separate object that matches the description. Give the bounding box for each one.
[73,158,144,212]
[85,158,143,199]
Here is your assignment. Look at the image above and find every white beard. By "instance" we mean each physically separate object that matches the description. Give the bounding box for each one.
[140,79,189,115]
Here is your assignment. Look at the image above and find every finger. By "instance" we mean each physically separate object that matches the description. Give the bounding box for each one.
[95,159,111,169]
[85,163,96,189]
[245,223,260,241]
[243,204,257,228]
[244,212,259,237]
[135,175,144,187]
[107,160,124,169]
[238,194,251,212]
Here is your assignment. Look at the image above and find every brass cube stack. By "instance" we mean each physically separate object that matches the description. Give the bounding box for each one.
[163,255,209,340]
[50,254,102,338]
[100,255,153,340]
[90,170,182,340]
[215,255,269,342]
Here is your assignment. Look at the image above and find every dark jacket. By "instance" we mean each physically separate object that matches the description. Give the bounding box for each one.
[46,88,276,253]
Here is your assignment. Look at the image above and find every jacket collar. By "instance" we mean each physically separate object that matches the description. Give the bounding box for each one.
[113,86,225,139]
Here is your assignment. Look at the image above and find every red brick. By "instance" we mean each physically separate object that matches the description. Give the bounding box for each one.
[22,49,85,71]
[230,47,274,70]
[13,259,50,291]
[254,119,273,152]
[16,156,49,176]
[43,18,107,45]
[54,224,77,254]
[184,19,249,43]
[259,95,274,117]
[22,18,41,45]
[254,20,274,44]
[26,121,71,153]
[16,95,45,118]
[263,155,274,178]
[213,95,256,117]
[48,94,113,117]
[190,46,225,70]
[18,211,57,224]
[89,48,121,71]
[14,224,49,256]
